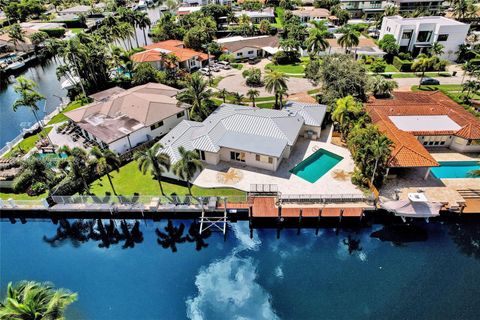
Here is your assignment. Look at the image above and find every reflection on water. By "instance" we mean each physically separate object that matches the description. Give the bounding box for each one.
[2,219,480,319]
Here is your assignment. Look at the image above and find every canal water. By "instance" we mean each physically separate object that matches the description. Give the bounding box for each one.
[1,219,480,319]
[0,7,162,148]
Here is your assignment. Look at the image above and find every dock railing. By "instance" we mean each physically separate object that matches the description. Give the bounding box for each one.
[280,193,375,204]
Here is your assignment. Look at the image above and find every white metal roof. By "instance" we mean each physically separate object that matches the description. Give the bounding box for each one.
[389,115,461,132]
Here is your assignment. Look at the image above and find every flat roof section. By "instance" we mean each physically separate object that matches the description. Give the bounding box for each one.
[389,115,461,132]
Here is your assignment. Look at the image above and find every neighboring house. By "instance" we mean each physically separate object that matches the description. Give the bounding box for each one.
[321,35,385,58]
[158,102,327,176]
[234,8,275,23]
[379,16,470,60]
[176,6,203,15]
[57,3,106,16]
[291,7,331,23]
[216,35,280,60]
[131,40,209,71]
[340,0,384,18]
[65,83,190,154]
[367,91,480,177]
[0,28,36,51]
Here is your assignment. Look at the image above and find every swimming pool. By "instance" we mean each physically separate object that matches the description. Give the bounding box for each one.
[431,161,480,179]
[290,148,343,183]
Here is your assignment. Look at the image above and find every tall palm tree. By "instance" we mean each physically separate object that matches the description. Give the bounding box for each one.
[8,23,26,50]
[57,146,93,194]
[135,142,171,196]
[172,146,203,195]
[306,29,329,57]
[218,88,230,103]
[247,89,260,107]
[90,147,121,196]
[332,95,363,141]
[264,71,289,109]
[370,135,392,184]
[135,10,151,46]
[338,26,360,53]
[462,80,480,102]
[232,92,244,105]
[0,281,77,320]
[13,77,52,145]
[412,56,433,88]
[176,72,213,119]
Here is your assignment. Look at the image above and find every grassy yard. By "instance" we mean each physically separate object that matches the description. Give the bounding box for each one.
[266,63,305,74]
[47,100,85,125]
[272,7,284,28]
[0,190,46,200]
[68,28,84,34]
[390,72,450,79]
[90,160,245,197]
[4,127,53,158]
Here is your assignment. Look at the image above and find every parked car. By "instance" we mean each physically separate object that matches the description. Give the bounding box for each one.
[420,78,440,85]
[200,68,211,76]
[217,61,231,69]
[248,58,260,65]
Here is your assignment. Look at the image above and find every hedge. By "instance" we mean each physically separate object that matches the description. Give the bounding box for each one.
[40,28,66,38]
[393,56,413,72]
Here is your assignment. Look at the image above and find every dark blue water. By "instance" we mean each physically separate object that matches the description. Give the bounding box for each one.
[2,219,480,319]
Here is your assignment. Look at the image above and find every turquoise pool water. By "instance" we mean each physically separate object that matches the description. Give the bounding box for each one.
[2,219,480,319]
[290,149,343,183]
[431,161,480,179]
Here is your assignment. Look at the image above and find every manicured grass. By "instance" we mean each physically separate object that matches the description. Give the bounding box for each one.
[231,63,243,70]
[411,84,464,92]
[272,7,284,28]
[90,160,246,197]
[307,88,321,94]
[266,63,305,74]
[391,72,446,79]
[47,100,85,125]
[255,102,274,109]
[4,127,53,158]
[209,76,224,88]
[68,28,84,34]
[385,64,399,72]
[0,190,46,200]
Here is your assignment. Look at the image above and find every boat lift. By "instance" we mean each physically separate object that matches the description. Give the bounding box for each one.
[199,197,228,235]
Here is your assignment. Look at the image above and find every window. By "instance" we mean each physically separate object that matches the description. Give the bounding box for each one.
[401,31,412,40]
[256,154,273,164]
[198,150,205,160]
[230,151,245,162]
[247,50,254,54]
[177,111,185,118]
[237,52,243,57]
[437,34,448,42]
[417,31,433,42]
[150,120,164,130]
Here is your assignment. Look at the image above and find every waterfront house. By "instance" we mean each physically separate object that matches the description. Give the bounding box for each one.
[57,3,107,16]
[322,35,385,58]
[131,40,209,71]
[291,7,331,23]
[367,91,480,178]
[158,102,327,175]
[216,35,280,60]
[379,16,470,60]
[64,83,190,154]
[234,8,275,23]
[0,28,36,51]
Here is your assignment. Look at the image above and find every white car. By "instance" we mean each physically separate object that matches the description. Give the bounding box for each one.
[217,61,231,70]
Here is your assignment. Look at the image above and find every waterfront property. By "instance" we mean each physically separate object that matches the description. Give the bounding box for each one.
[291,7,331,23]
[216,35,280,60]
[379,16,470,60]
[431,161,480,179]
[290,148,343,183]
[324,35,386,59]
[234,8,276,23]
[131,40,209,71]
[64,83,189,154]
[159,101,327,174]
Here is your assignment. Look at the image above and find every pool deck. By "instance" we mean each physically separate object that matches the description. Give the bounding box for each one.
[429,149,480,162]
[193,138,364,197]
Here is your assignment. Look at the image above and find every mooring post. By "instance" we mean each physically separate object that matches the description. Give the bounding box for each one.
[297,208,303,235]
[315,208,321,236]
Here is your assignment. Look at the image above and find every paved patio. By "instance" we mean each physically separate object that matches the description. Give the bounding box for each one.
[193,137,364,197]
[48,124,90,150]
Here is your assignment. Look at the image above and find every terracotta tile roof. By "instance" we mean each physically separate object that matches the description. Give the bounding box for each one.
[131,40,208,63]
[287,91,317,103]
[367,91,480,167]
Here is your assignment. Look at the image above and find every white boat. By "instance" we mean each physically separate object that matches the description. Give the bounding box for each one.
[381,193,442,222]
[61,76,80,90]
[6,59,25,70]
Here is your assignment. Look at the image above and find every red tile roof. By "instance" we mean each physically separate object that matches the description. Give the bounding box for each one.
[131,40,208,63]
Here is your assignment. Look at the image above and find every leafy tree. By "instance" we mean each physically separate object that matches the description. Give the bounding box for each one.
[370,58,387,73]
[0,281,77,320]
[135,142,171,196]
[378,34,399,63]
[307,54,368,104]
[368,75,398,98]
[176,73,213,120]
[132,63,165,85]
[172,146,204,195]
[13,157,56,195]
[8,23,26,49]
[264,71,289,109]
[184,25,213,51]
[56,146,94,195]
[247,89,260,107]
[259,19,271,35]
[242,67,262,87]
[412,56,434,88]
[29,31,49,58]
[90,147,121,196]
[331,95,363,141]
[314,0,340,9]
[330,5,350,25]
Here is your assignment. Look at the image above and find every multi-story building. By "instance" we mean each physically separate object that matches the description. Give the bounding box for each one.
[386,0,443,14]
[340,0,385,18]
[379,16,470,60]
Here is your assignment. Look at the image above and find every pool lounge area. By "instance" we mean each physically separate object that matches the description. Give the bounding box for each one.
[290,148,343,183]
[431,161,480,179]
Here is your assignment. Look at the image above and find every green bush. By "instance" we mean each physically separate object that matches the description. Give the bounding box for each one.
[398,52,413,61]
[272,50,300,65]
[393,56,413,72]
[40,28,66,38]
[371,59,387,73]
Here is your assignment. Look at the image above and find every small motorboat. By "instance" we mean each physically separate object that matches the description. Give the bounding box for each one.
[381,192,442,223]
[6,59,25,70]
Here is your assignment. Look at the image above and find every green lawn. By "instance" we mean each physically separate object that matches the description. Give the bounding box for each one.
[391,72,448,79]
[411,84,464,92]
[265,63,304,74]
[209,76,224,88]
[385,65,399,72]
[47,100,85,125]
[255,102,274,109]
[0,190,46,200]
[90,160,245,197]
[272,7,284,28]
[68,28,84,34]
[4,127,53,158]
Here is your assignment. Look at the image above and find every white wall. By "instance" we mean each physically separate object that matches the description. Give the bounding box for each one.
[450,137,480,152]
[218,147,280,171]
[232,47,263,60]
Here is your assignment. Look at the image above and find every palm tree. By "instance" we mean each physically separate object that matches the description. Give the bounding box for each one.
[13,77,53,145]
[172,146,203,195]
[247,89,260,107]
[232,92,244,105]
[0,281,77,320]
[8,23,26,50]
[429,42,444,57]
[370,135,392,185]
[306,29,329,57]
[259,19,270,35]
[218,88,229,103]
[462,80,480,102]
[135,10,151,46]
[264,71,289,109]
[412,57,433,88]
[56,146,93,194]
[13,157,55,194]
[90,147,121,196]
[277,87,288,108]
[29,31,49,58]
[135,142,171,195]
[176,72,213,120]
[368,75,398,98]
[338,26,360,53]
[332,95,363,141]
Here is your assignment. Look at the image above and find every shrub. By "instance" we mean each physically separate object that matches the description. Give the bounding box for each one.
[272,50,300,65]
[398,52,413,61]
[393,56,413,72]
[370,59,387,73]
[28,181,47,196]
[219,53,235,63]
[40,28,66,38]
